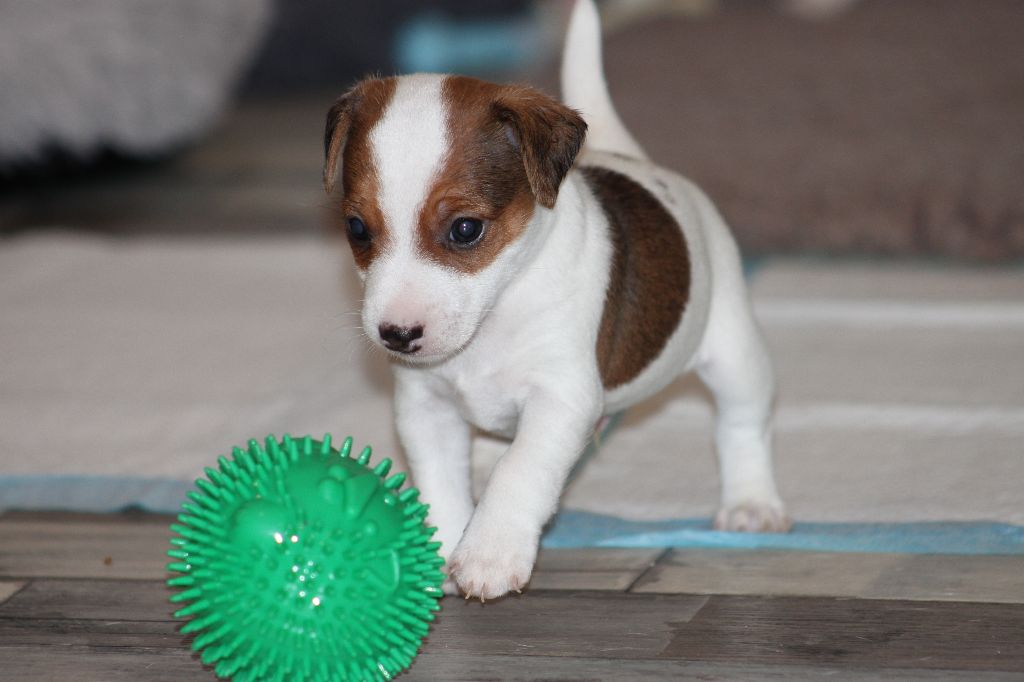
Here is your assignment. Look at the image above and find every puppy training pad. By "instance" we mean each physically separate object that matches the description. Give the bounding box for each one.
[1,233,1022,555]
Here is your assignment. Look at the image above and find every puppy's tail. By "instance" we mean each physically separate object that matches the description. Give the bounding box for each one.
[561,0,648,160]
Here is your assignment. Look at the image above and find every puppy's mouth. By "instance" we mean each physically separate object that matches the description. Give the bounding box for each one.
[380,338,421,354]
[379,338,467,365]
[387,349,451,367]
[370,316,478,364]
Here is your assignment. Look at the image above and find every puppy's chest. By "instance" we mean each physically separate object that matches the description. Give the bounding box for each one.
[430,298,578,438]
[438,363,524,438]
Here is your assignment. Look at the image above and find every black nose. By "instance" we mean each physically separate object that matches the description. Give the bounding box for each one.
[378,323,424,353]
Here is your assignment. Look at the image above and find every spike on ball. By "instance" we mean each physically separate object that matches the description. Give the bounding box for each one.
[167,435,444,681]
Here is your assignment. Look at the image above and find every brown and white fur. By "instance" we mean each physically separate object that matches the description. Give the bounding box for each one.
[323,0,789,600]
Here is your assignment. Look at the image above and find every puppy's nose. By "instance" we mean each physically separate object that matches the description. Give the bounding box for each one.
[378,323,424,353]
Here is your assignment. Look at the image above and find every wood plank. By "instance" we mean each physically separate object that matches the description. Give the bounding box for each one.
[870,553,1024,603]
[529,570,641,591]
[633,549,1024,603]
[3,577,1022,677]
[1,579,707,659]
[661,594,1024,673]
[534,547,665,572]
[0,645,208,682]
[0,618,182,648]
[530,547,665,591]
[6,646,1021,682]
[0,509,663,589]
[0,580,25,604]
[425,591,707,660]
[1,510,174,523]
[407,654,1024,682]
[0,579,175,621]
[0,512,664,590]
[633,549,903,598]
[0,518,174,580]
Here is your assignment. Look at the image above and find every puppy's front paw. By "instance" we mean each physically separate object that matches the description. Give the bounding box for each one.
[715,500,792,533]
[441,575,461,596]
[448,523,537,601]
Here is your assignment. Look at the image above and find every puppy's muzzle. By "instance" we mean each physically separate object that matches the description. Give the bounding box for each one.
[378,323,424,354]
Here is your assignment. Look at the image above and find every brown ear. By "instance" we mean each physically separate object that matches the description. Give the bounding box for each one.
[492,88,587,209]
[323,91,355,194]
[323,78,398,194]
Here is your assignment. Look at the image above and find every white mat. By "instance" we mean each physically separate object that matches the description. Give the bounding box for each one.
[1,232,1022,524]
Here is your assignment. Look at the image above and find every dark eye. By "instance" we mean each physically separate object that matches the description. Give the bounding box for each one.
[347,217,369,242]
[448,217,484,245]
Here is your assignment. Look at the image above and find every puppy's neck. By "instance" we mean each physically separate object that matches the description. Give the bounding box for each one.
[532,172,589,260]
[487,173,592,313]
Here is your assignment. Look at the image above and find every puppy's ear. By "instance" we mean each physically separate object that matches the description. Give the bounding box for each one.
[324,78,397,194]
[493,88,587,209]
[323,91,356,195]
[325,91,354,191]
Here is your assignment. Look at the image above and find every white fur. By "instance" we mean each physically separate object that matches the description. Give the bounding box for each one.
[357,0,788,599]
[363,76,465,360]
[561,0,647,160]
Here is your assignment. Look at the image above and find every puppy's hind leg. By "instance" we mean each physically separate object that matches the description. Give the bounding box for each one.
[696,284,790,533]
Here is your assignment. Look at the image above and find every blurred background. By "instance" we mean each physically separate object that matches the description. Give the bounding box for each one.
[1,0,1022,540]
[2,0,1022,257]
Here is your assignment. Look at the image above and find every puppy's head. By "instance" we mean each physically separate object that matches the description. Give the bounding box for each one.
[323,74,586,363]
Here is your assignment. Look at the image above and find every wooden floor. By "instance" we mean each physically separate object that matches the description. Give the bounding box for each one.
[2,511,1023,680]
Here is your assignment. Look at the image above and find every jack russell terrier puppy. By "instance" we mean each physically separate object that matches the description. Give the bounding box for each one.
[322,0,789,600]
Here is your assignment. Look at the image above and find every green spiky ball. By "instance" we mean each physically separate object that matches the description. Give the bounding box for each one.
[167,434,445,681]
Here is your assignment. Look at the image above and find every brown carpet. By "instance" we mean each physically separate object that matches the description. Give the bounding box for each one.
[541,0,1024,261]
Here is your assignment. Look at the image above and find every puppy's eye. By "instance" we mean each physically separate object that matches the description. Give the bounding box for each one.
[448,217,484,245]
[347,217,370,242]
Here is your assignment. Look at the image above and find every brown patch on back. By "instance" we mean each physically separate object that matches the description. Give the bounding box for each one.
[415,76,587,275]
[583,166,691,389]
[323,77,397,270]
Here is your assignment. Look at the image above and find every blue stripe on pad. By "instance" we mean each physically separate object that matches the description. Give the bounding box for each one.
[542,510,1024,556]
[0,475,191,515]
[5,476,1022,556]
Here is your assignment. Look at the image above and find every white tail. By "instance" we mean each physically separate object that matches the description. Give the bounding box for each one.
[560,0,648,160]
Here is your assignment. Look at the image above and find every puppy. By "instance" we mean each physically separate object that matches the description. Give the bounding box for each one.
[322,0,789,600]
